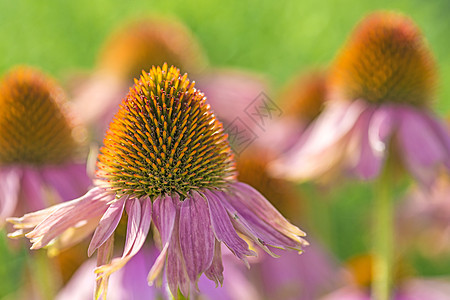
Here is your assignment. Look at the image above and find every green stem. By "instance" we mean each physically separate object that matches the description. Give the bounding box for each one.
[372,167,394,300]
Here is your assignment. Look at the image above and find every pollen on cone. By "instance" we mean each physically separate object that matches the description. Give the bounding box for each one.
[0,67,83,165]
[329,12,436,106]
[96,64,236,198]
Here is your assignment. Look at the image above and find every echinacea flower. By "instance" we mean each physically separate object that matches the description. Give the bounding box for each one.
[9,64,307,298]
[72,17,207,139]
[0,67,89,224]
[271,12,450,187]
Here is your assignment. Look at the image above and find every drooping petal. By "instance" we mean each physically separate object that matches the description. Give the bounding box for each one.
[397,107,447,186]
[166,203,191,297]
[152,194,177,245]
[147,194,177,286]
[95,234,114,300]
[179,191,215,284]
[204,239,224,287]
[271,99,367,180]
[217,189,301,253]
[0,167,21,223]
[228,182,307,247]
[95,196,152,278]
[350,105,396,179]
[419,110,450,168]
[202,190,255,265]
[9,187,113,249]
[88,195,128,256]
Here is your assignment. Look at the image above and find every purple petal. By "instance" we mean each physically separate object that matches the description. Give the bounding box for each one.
[0,167,21,222]
[351,106,396,179]
[25,188,113,249]
[228,182,306,247]
[204,240,224,287]
[147,195,177,286]
[179,191,215,284]
[271,99,367,180]
[21,168,46,212]
[152,194,177,245]
[398,107,447,186]
[420,110,450,168]
[167,207,191,297]
[218,190,300,252]
[40,163,90,201]
[95,234,115,300]
[88,195,128,256]
[95,197,152,278]
[123,198,142,256]
[202,189,255,264]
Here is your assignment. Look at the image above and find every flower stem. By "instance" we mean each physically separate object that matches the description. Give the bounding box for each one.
[372,167,394,300]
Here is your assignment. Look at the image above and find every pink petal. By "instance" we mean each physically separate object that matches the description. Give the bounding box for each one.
[204,240,224,287]
[230,182,306,246]
[152,194,177,245]
[420,110,450,168]
[40,163,90,201]
[95,197,152,278]
[20,168,46,212]
[25,188,113,249]
[88,195,128,256]
[179,191,215,284]
[0,167,21,222]
[166,207,190,297]
[95,234,115,300]
[350,106,396,179]
[203,189,255,265]
[271,100,367,180]
[219,190,298,253]
[147,195,177,286]
[398,107,447,186]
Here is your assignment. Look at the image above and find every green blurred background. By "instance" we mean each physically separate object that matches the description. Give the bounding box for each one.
[0,0,449,298]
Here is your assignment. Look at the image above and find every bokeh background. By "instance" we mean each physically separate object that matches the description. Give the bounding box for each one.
[1,0,449,298]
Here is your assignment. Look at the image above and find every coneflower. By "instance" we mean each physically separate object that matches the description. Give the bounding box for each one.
[271,12,450,186]
[9,64,307,299]
[0,66,89,224]
[270,11,450,300]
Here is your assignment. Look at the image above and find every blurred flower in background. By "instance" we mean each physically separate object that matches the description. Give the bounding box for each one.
[0,66,90,224]
[271,12,450,187]
[398,173,450,257]
[321,254,450,300]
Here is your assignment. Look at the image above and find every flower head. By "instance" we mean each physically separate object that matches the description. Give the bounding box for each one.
[271,12,450,186]
[329,12,436,106]
[0,67,83,165]
[97,18,206,81]
[0,67,89,223]
[9,64,307,298]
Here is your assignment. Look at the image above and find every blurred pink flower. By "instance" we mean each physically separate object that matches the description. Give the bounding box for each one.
[321,278,450,300]
[398,174,450,256]
[271,12,450,187]
[0,67,89,224]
